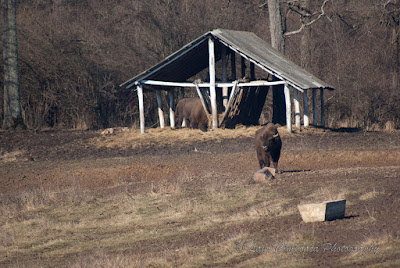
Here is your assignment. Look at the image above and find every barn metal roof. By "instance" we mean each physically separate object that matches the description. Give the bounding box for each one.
[120,29,334,91]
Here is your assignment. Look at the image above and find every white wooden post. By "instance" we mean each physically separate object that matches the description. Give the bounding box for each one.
[303,90,310,127]
[284,83,292,132]
[137,84,145,134]
[156,90,165,129]
[320,89,325,126]
[230,52,236,101]
[221,46,228,110]
[168,89,175,128]
[313,89,318,125]
[293,88,301,129]
[179,88,185,127]
[208,37,218,129]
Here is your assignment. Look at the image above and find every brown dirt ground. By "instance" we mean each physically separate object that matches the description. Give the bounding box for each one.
[1,127,400,267]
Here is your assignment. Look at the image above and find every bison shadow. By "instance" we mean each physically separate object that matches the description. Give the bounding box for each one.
[280,169,311,174]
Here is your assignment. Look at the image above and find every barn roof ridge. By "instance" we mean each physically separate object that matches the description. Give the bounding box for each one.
[120,28,334,91]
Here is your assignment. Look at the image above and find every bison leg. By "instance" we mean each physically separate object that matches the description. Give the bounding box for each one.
[259,158,271,169]
[184,118,190,128]
[264,154,271,168]
[177,116,190,128]
[257,150,271,169]
[273,161,279,173]
[190,121,198,129]
[176,114,184,129]
[256,148,265,169]
[259,160,266,169]
[271,152,281,173]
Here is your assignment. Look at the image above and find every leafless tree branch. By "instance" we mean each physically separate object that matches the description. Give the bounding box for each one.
[284,0,330,37]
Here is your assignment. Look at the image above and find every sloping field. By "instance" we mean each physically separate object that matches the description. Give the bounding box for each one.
[0,127,399,267]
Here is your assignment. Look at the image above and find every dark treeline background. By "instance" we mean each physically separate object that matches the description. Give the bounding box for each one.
[1,0,399,130]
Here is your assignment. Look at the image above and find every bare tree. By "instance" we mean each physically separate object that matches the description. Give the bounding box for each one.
[265,0,286,125]
[263,0,329,126]
[381,0,400,89]
[2,0,25,129]
[299,0,312,69]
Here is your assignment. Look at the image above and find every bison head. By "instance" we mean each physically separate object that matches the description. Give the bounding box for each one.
[262,133,279,151]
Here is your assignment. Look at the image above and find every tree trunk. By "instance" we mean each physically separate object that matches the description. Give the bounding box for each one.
[392,26,399,90]
[300,0,311,69]
[300,0,311,128]
[268,0,286,125]
[2,0,25,129]
[268,0,285,54]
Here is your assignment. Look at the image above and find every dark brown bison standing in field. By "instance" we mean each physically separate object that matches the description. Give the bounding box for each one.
[254,123,282,171]
[176,97,208,132]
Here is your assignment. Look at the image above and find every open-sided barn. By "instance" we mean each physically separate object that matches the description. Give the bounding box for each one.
[120,29,334,133]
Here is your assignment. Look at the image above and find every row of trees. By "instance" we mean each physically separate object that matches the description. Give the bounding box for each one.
[1,0,399,130]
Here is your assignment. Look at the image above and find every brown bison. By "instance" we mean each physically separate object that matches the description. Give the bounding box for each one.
[254,123,282,171]
[176,98,208,132]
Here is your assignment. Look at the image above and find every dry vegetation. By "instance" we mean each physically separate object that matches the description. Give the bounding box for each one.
[0,127,399,267]
[92,125,331,151]
[1,165,398,267]
[95,126,260,149]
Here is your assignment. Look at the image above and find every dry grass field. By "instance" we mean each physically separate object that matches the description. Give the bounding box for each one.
[0,126,400,267]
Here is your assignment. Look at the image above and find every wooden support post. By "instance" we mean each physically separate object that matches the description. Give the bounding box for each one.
[293,88,301,129]
[156,90,165,129]
[168,90,175,128]
[179,88,185,127]
[226,81,239,111]
[194,82,210,117]
[284,83,292,132]
[313,89,318,125]
[241,57,246,78]
[219,81,239,126]
[303,90,310,127]
[250,62,255,80]
[208,37,218,129]
[230,52,236,100]
[137,84,145,134]
[221,46,228,110]
[320,88,325,126]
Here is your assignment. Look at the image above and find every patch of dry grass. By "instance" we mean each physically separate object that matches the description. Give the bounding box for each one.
[92,126,257,149]
[91,125,326,150]
[359,187,384,201]
[0,149,27,163]
[301,184,348,204]
[1,161,398,267]
[341,235,400,267]
[0,170,292,267]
